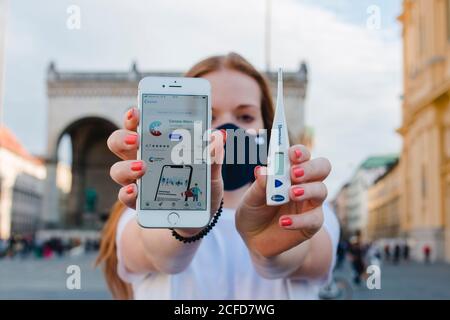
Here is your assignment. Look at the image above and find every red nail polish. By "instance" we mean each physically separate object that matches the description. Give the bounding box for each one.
[295,149,302,158]
[125,134,137,145]
[293,187,304,197]
[126,185,134,194]
[131,161,142,171]
[280,217,292,227]
[220,129,227,144]
[254,166,261,179]
[294,167,304,178]
[127,109,134,120]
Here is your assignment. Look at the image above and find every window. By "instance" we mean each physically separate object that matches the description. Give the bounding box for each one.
[421,164,427,198]
[445,128,450,158]
[419,1,426,56]
[447,0,450,41]
[446,182,450,228]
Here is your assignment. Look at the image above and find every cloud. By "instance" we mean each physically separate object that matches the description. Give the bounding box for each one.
[269,0,402,197]
[3,0,402,197]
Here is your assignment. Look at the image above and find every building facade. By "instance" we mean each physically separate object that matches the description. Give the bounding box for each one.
[333,183,349,236]
[336,155,399,239]
[399,0,450,262]
[43,61,308,231]
[367,161,401,241]
[0,126,46,239]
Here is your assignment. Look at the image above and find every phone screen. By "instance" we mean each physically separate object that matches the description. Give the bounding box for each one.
[140,94,208,211]
[155,165,192,203]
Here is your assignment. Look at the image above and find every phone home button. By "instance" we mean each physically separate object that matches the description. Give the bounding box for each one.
[168,212,180,226]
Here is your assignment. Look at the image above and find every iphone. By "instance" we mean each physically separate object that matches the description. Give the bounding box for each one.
[137,77,211,228]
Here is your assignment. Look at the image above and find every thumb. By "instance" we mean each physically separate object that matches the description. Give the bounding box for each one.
[242,165,268,208]
[210,129,225,182]
[209,129,225,213]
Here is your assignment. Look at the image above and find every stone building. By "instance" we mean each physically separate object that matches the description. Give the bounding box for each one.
[343,155,399,238]
[332,183,350,237]
[367,160,401,241]
[0,126,46,239]
[398,0,450,262]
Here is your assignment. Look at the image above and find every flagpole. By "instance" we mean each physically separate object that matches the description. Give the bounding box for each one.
[0,0,8,123]
[265,0,271,73]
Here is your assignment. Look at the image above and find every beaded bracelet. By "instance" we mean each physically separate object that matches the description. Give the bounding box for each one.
[170,198,224,243]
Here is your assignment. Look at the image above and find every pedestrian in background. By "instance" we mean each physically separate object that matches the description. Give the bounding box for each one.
[336,237,347,270]
[348,233,366,285]
[402,241,410,262]
[393,243,401,265]
[367,242,382,267]
[423,245,431,264]
[384,244,391,262]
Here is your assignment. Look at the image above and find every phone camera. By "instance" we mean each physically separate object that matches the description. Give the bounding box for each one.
[162,85,165,88]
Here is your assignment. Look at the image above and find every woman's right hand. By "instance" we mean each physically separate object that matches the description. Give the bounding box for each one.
[107,107,225,231]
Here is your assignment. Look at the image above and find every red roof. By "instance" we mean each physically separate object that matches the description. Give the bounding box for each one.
[0,126,43,165]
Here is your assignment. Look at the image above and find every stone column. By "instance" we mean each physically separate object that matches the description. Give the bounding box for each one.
[41,158,60,228]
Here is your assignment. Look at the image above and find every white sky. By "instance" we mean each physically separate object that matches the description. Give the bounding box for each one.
[1,0,403,198]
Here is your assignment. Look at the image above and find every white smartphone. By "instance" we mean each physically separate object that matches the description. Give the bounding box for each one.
[137,77,211,228]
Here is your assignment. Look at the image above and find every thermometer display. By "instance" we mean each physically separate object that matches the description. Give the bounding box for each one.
[275,152,285,176]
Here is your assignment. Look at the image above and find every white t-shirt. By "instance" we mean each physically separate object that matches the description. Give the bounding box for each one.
[116,204,340,300]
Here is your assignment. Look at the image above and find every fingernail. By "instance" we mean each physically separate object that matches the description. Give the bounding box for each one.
[293,187,304,197]
[295,149,302,158]
[220,129,227,144]
[127,108,134,120]
[126,185,134,194]
[125,134,137,145]
[131,161,143,171]
[254,165,261,179]
[280,217,292,227]
[294,167,304,178]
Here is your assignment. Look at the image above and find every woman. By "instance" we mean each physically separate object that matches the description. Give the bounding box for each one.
[96,52,339,299]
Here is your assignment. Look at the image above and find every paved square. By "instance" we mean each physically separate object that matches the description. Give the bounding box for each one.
[0,253,110,299]
[1,254,449,299]
[334,261,450,300]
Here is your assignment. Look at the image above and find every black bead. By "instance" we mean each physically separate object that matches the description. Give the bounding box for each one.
[171,198,224,243]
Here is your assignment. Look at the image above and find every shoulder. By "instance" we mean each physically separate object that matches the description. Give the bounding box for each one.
[322,203,339,230]
[322,203,340,248]
[116,207,137,244]
[115,207,149,284]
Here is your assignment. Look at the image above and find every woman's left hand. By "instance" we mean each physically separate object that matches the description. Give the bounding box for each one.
[235,145,331,258]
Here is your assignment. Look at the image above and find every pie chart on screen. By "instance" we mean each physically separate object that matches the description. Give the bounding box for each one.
[149,121,162,136]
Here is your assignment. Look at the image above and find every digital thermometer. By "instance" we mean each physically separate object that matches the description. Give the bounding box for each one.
[266,68,291,206]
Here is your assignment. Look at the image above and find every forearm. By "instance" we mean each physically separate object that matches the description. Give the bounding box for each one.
[121,220,203,275]
[250,238,310,279]
[250,227,332,280]
[120,192,223,275]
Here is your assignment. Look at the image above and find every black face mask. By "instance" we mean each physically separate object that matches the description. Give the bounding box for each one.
[215,123,267,191]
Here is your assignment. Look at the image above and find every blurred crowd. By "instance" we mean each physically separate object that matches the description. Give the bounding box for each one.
[336,232,434,285]
[0,234,100,259]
